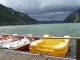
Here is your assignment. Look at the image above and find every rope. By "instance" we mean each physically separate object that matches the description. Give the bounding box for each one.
[26,36,80,40]
[2,34,80,40]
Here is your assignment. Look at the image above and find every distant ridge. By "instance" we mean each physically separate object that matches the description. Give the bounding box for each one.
[0,4,38,26]
[39,20,62,24]
[63,9,80,23]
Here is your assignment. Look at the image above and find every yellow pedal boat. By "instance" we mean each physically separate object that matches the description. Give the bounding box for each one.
[30,34,70,57]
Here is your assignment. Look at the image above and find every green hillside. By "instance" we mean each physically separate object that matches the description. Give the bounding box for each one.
[63,9,80,23]
[0,4,38,26]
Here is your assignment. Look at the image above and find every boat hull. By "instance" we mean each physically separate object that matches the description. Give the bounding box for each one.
[30,34,70,57]
[16,44,30,51]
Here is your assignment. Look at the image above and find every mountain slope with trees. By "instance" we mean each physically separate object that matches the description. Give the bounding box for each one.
[0,4,38,26]
[63,9,80,23]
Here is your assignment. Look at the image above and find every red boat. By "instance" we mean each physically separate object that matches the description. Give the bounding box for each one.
[0,34,39,51]
[3,37,30,51]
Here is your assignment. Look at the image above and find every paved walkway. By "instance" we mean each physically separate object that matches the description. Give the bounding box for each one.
[0,49,76,60]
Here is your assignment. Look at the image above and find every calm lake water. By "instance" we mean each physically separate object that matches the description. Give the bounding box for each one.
[0,23,78,58]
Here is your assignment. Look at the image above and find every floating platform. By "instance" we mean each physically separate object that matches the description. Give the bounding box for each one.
[0,49,75,60]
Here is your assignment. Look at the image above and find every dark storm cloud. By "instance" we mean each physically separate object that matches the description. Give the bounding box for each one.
[30,11,71,21]
[0,0,80,21]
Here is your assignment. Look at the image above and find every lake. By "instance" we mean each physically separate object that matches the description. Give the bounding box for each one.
[0,23,78,58]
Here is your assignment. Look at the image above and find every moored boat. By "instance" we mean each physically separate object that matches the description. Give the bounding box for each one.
[3,37,30,51]
[0,34,38,51]
[30,34,70,57]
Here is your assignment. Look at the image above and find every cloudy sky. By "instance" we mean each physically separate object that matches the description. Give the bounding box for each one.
[0,0,80,21]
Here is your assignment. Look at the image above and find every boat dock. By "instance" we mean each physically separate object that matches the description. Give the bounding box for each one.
[0,49,75,60]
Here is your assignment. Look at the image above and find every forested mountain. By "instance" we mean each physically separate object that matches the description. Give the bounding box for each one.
[63,9,80,23]
[0,4,38,26]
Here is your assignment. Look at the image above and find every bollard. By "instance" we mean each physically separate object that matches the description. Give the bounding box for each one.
[76,39,80,60]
